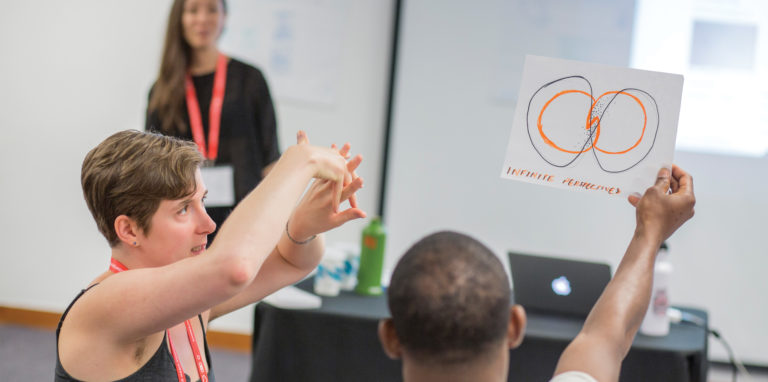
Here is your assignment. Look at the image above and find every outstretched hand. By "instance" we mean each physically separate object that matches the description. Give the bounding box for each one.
[331,142,361,209]
[293,131,349,212]
[628,165,695,242]
[287,132,367,241]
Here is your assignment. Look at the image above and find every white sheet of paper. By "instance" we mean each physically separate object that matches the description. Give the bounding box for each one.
[500,55,684,196]
[262,285,322,310]
[200,165,235,207]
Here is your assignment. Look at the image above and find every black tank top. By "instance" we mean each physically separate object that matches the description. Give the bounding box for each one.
[54,285,216,381]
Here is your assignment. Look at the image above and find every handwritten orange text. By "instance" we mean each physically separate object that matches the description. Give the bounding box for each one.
[561,178,621,194]
[506,167,555,182]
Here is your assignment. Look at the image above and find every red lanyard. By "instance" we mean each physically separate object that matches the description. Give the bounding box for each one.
[109,258,209,382]
[185,53,228,161]
[109,258,128,273]
[167,321,208,382]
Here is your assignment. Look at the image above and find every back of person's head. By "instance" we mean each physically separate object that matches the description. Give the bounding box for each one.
[81,130,203,247]
[384,231,515,365]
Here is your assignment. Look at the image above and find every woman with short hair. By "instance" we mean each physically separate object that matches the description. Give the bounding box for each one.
[55,129,364,381]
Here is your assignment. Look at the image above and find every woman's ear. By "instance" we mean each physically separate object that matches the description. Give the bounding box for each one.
[507,304,527,349]
[378,319,403,360]
[114,215,141,247]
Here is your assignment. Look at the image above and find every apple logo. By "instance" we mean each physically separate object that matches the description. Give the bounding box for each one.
[552,276,572,296]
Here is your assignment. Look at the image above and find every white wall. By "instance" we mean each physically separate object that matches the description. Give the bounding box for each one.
[0,1,175,312]
[384,0,768,365]
[0,0,394,334]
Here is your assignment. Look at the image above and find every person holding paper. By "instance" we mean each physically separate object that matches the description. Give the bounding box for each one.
[55,130,365,381]
[378,166,695,382]
[146,0,279,240]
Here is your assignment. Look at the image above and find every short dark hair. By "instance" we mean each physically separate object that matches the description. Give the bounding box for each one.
[387,231,511,364]
[81,130,203,246]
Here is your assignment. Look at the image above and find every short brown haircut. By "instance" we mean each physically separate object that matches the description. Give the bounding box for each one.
[81,130,203,246]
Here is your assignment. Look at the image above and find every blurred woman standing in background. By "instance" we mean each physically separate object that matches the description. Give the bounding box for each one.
[147,0,280,241]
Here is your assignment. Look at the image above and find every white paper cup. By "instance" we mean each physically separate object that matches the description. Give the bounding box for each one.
[314,249,345,296]
[328,242,361,291]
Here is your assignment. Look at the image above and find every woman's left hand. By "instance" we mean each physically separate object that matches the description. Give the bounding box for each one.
[286,143,366,241]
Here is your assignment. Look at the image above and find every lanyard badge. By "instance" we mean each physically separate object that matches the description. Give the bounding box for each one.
[185,53,235,208]
[185,53,228,162]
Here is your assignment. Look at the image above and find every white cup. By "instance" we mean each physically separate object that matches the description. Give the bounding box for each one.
[314,248,345,296]
[333,242,361,291]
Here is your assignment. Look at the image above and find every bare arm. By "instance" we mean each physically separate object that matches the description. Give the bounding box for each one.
[554,165,695,382]
[261,161,276,178]
[66,132,351,345]
[210,159,366,320]
[208,234,325,321]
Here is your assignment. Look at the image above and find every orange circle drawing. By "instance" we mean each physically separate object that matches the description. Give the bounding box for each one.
[537,90,647,155]
[537,90,597,154]
[590,91,647,154]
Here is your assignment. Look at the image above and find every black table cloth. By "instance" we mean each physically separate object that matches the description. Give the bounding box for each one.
[250,279,708,382]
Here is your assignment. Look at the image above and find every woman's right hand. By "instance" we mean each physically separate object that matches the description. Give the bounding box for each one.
[283,131,349,211]
[295,131,348,181]
[287,135,365,241]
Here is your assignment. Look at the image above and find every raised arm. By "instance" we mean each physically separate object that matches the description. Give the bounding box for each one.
[553,165,695,382]
[210,140,366,320]
[67,132,350,344]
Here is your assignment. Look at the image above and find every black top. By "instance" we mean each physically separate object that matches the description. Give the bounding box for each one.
[55,286,215,382]
[146,58,280,236]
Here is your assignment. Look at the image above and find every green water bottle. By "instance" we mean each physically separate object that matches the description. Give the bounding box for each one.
[355,217,386,296]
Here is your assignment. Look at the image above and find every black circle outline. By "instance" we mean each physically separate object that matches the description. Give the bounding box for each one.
[525,76,660,173]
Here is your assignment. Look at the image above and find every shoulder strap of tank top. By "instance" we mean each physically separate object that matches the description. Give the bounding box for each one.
[56,283,100,335]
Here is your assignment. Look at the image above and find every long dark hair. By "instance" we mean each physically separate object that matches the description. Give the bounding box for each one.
[148,0,228,135]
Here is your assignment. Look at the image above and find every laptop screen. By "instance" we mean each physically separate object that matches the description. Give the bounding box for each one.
[508,252,612,317]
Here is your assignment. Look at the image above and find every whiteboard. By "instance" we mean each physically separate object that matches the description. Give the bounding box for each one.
[213,0,396,253]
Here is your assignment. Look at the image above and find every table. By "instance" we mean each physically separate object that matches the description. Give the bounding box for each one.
[249,279,708,382]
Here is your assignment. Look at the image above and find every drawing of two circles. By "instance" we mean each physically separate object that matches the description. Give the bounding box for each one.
[525,76,659,173]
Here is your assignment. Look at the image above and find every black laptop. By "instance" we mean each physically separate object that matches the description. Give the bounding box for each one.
[507,252,612,318]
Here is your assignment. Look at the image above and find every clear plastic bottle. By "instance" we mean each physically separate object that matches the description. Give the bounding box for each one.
[640,242,671,336]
